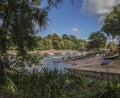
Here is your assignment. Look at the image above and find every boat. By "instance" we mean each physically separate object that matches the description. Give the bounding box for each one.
[103,54,119,60]
[101,59,111,65]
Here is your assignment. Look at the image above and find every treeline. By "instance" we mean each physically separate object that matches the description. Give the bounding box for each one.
[9,32,118,51]
[35,33,87,50]
[9,33,87,51]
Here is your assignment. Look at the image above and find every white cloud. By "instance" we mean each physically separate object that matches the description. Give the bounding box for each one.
[82,0,120,24]
[72,27,79,32]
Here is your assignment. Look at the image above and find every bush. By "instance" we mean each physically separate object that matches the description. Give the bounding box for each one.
[2,69,120,98]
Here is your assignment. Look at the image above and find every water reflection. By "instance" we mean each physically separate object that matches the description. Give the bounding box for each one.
[26,56,72,73]
[42,57,72,71]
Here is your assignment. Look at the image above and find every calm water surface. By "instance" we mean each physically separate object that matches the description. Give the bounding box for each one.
[26,56,72,72]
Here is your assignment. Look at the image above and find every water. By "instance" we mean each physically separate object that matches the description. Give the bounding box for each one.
[26,56,72,73]
[25,51,89,73]
[9,51,88,73]
[41,57,72,72]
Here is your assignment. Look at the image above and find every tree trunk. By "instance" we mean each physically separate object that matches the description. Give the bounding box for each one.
[0,55,10,85]
[0,57,5,85]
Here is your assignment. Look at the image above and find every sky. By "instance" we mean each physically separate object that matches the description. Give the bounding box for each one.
[39,0,120,40]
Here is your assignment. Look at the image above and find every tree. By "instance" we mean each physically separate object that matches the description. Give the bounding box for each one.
[0,0,62,89]
[69,35,80,49]
[46,33,61,49]
[62,34,70,40]
[52,40,61,49]
[0,0,62,63]
[102,4,120,36]
[77,40,86,50]
[47,33,61,41]
[88,31,107,50]
[33,36,45,50]
[60,39,75,49]
[102,4,120,45]
[43,38,53,50]
[0,0,62,55]
[107,42,117,49]
[69,35,78,43]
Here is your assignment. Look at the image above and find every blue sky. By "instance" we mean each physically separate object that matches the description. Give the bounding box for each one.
[39,0,120,40]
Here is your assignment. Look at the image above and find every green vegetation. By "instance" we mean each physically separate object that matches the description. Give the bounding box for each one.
[102,4,120,37]
[0,0,63,97]
[33,34,87,50]
[0,1,120,98]
[107,42,117,49]
[88,31,107,50]
[8,33,87,51]
[0,70,119,98]
[102,4,120,46]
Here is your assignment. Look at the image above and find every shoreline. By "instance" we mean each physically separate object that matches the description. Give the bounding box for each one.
[7,49,79,55]
[64,54,120,78]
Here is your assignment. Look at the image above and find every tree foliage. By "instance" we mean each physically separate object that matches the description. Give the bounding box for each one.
[62,34,70,40]
[107,42,117,49]
[0,0,62,55]
[43,38,53,50]
[9,33,87,50]
[102,4,120,38]
[88,31,107,49]
[35,33,86,50]
[60,39,75,49]
[0,0,63,88]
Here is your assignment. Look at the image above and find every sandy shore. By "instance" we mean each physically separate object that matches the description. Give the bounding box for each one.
[7,49,79,55]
